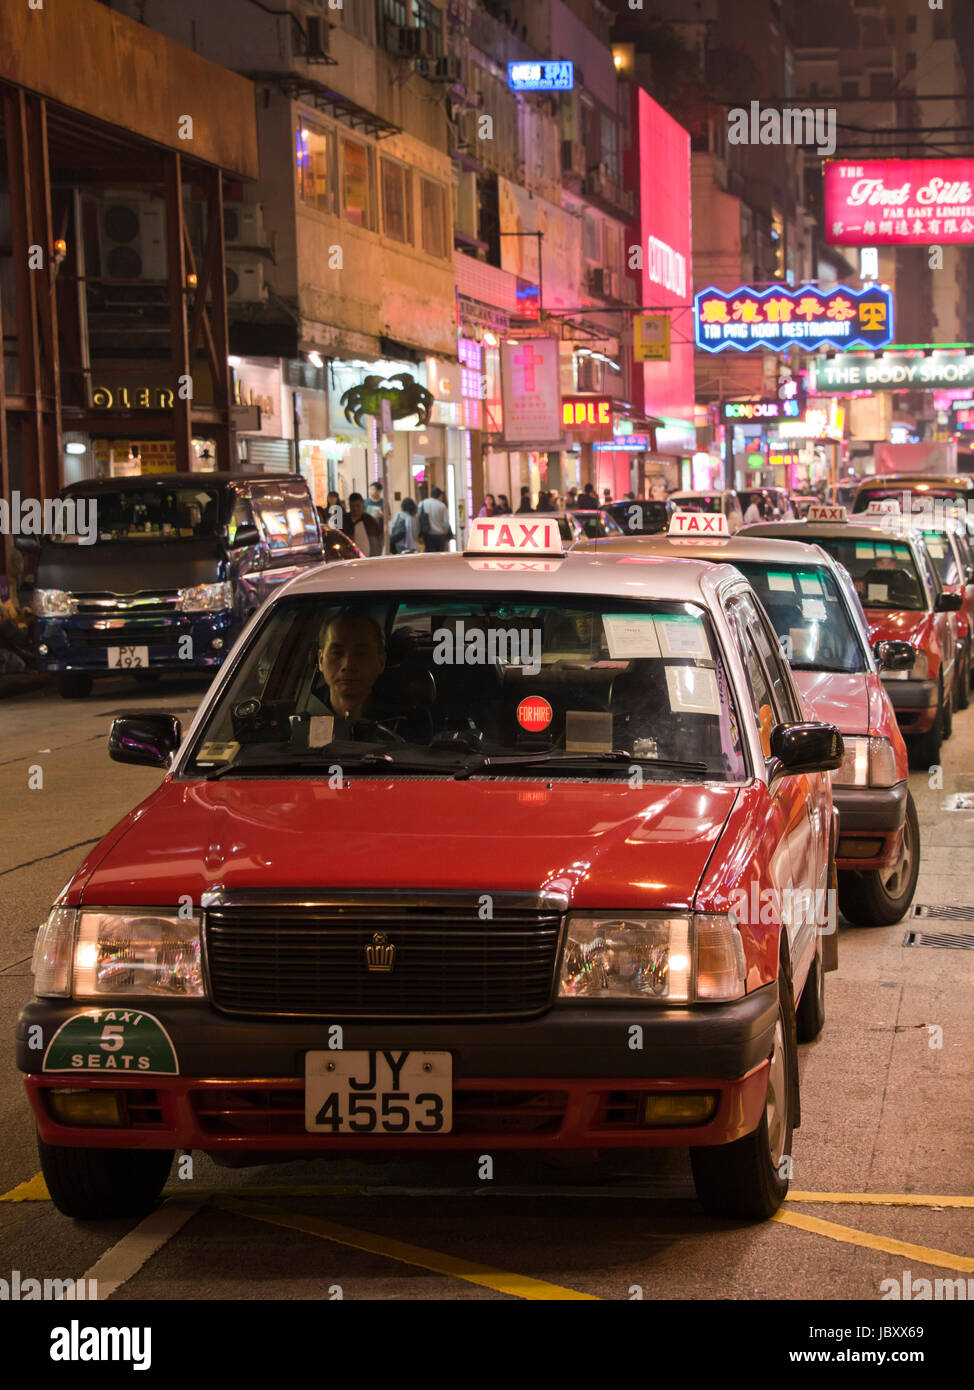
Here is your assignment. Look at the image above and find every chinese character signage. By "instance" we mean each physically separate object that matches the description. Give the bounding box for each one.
[825,160,974,246]
[507,61,574,91]
[810,349,974,394]
[694,284,894,353]
[634,314,671,362]
[500,339,563,444]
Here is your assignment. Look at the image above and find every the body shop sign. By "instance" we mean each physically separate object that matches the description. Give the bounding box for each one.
[695,284,894,353]
[810,349,974,394]
[500,339,563,444]
[825,160,974,245]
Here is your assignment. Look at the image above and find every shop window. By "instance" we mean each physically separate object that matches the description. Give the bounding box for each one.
[297,120,337,215]
[381,158,413,244]
[421,177,447,258]
[342,137,374,230]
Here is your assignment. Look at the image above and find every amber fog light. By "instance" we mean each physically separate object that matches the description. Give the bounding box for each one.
[838,837,884,859]
[643,1093,718,1127]
[48,1090,124,1127]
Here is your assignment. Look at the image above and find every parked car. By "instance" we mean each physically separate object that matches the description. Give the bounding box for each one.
[669,490,745,533]
[742,516,962,766]
[737,488,795,521]
[852,474,974,514]
[20,521,842,1222]
[909,516,974,711]
[601,498,674,536]
[580,530,919,927]
[25,473,325,698]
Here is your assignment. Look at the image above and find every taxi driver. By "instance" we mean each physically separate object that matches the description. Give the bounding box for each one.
[317,611,386,719]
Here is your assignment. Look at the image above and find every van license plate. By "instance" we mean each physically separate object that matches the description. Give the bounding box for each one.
[107,646,149,669]
[305,1050,452,1134]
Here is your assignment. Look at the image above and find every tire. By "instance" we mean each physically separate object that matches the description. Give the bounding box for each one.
[795,936,826,1042]
[837,791,921,927]
[37,1134,173,1220]
[956,643,970,711]
[58,672,93,700]
[907,687,943,769]
[690,975,798,1220]
[943,684,953,741]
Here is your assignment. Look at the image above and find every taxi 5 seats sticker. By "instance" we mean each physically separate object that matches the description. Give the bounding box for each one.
[42,1008,179,1075]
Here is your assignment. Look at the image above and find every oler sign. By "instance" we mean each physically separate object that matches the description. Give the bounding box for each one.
[825,159,974,245]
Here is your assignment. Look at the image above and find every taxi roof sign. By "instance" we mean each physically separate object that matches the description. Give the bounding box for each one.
[806,503,847,523]
[669,509,730,537]
[465,517,566,557]
[864,498,901,515]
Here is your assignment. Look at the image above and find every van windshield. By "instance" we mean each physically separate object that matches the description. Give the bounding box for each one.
[49,486,222,543]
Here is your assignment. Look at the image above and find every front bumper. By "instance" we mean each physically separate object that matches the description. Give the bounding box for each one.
[34,610,234,674]
[18,988,777,1153]
[880,676,939,734]
[832,781,908,871]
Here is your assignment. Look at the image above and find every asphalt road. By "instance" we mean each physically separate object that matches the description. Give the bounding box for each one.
[1,672,972,1302]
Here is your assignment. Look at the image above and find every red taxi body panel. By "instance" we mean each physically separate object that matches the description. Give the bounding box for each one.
[865,609,949,735]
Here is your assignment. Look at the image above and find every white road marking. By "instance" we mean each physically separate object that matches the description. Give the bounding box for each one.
[69,1197,208,1300]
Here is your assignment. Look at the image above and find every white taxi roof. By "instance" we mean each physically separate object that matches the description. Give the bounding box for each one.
[282,547,745,608]
[574,532,827,567]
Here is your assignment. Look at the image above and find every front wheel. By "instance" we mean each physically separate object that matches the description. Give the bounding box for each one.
[956,643,970,711]
[795,936,826,1042]
[37,1134,173,1219]
[690,978,797,1220]
[908,688,943,769]
[837,792,920,927]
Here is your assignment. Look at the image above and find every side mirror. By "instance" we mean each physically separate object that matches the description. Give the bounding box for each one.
[229,524,260,549]
[769,721,844,776]
[874,639,915,671]
[109,714,182,768]
[935,590,963,612]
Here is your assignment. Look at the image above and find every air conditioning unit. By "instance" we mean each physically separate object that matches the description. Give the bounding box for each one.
[224,202,265,248]
[417,53,462,82]
[588,267,615,299]
[97,198,166,282]
[414,27,437,57]
[304,15,330,60]
[561,140,585,178]
[450,109,479,158]
[225,254,267,302]
[387,24,422,56]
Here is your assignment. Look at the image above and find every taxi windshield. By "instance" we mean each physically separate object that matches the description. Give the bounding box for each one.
[919,531,960,586]
[812,537,926,612]
[186,592,747,781]
[733,562,868,673]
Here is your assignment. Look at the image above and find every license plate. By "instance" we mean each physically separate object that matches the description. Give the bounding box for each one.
[107,645,149,669]
[305,1050,452,1134]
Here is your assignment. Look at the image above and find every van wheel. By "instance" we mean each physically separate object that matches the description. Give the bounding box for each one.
[795,936,826,1042]
[690,978,797,1219]
[37,1134,173,1219]
[58,672,93,700]
[838,792,920,927]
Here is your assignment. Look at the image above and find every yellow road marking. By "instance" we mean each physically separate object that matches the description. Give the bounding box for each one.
[0,1173,49,1202]
[788,1191,974,1209]
[216,1196,598,1300]
[773,1208,974,1274]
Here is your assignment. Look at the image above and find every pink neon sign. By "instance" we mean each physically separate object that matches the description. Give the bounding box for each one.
[825,159,974,246]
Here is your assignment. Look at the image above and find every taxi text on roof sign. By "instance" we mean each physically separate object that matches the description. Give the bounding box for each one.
[806,504,847,523]
[669,510,730,536]
[465,517,566,556]
[694,283,894,353]
[865,498,902,514]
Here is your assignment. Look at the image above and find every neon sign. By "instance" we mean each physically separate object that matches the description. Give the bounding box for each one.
[508,61,574,92]
[825,159,974,246]
[562,397,612,427]
[694,284,894,353]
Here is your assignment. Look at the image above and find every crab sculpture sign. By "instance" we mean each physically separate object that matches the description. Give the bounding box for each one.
[339,372,434,428]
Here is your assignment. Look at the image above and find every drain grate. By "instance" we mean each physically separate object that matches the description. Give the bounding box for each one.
[912,903,974,921]
[903,929,974,950]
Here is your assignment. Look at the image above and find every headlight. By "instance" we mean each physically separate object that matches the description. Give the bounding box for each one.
[882,650,929,681]
[831,736,898,787]
[32,589,77,617]
[177,581,232,613]
[32,907,77,996]
[33,909,204,998]
[559,913,745,1002]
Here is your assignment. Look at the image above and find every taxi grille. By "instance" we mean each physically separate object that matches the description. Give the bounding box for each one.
[204,895,565,1019]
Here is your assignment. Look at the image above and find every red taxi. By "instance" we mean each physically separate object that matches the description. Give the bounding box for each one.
[909,517,974,711]
[580,514,919,927]
[743,512,962,767]
[19,519,842,1223]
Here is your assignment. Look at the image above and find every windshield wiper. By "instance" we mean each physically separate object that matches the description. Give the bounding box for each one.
[789,661,858,673]
[202,748,471,780]
[455,750,709,779]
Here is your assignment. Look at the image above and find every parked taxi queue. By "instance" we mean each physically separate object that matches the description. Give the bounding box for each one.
[19,501,951,1227]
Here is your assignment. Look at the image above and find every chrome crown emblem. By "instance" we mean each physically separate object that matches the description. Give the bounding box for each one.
[366,932,396,973]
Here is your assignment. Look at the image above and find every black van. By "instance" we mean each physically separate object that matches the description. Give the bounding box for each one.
[28,473,329,697]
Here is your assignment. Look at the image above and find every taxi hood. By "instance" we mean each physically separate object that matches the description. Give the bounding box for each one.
[862,609,931,648]
[74,779,740,913]
[793,670,869,735]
